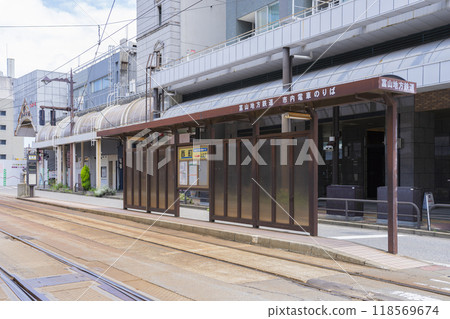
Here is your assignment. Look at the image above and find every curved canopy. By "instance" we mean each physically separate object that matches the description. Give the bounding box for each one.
[36,97,149,143]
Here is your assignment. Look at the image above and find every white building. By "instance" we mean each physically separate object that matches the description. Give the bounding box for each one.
[0,73,25,186]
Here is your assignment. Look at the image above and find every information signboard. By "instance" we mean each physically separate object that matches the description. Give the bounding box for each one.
[178,146,209,188]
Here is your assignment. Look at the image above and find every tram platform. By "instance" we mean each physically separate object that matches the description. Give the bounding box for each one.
[15,193,444,272]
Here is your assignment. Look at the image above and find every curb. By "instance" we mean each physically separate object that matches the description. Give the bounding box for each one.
[319,218,450,239]
[19,197,382,268]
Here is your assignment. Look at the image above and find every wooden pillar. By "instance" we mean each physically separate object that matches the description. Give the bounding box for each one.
[96,139,102,189]
[384,93,398,254]
[308,109,318,236]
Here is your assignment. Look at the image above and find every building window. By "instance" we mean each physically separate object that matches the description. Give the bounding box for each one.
[90,76,110,93]
[158,5,162,26]
[0,111,5,116]
[0,140,6,145]
[255,2,279,33]
[0,125,6,130]
[0,154,6,160]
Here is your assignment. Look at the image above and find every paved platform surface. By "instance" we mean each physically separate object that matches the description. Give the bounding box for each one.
[13,194,431,272]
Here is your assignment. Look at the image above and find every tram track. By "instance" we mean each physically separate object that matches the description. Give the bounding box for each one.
[0,225,154,301]
[0,265,47,300]
[0,198,449,301]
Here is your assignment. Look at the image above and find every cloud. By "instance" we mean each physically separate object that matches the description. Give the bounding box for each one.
[0,0,136,77]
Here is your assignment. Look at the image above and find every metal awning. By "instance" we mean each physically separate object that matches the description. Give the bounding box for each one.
[98,76,416,136]
[34,98,149,148]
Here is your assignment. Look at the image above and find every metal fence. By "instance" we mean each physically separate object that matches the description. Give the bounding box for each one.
[318,197,424,229]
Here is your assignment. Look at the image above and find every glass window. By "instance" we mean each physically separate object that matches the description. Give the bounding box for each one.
[0,154,6,160]
[0,111,5,116]
[0,125,6,130]
[256,6,268,30]
[0,140,6,145]
[102,77,110,90]
[268,2,279,24]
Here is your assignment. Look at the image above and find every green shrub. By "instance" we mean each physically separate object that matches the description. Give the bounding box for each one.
[93,186,116,197]
[80,165,91,191]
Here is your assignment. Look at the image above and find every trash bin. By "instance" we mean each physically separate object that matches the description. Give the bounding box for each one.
[377,186,423,225]
[326,185,363,217]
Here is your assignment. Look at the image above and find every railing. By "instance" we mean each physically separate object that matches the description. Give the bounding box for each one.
[318,197,424,229]
[160,1,343,69]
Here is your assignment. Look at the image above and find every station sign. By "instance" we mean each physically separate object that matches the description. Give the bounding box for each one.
[27,152,38,186]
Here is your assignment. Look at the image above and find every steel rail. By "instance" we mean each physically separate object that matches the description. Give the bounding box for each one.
[1,199,449,299]
[0,227,153,301]
[0,266,46,301]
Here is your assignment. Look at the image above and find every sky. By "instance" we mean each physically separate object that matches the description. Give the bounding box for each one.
[0,0,136,78]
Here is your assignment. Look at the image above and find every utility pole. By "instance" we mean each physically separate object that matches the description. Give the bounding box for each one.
[40,69,76,190]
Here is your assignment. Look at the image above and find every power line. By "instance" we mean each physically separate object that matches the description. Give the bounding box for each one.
[0,18,134,29]
[0,0,207,119]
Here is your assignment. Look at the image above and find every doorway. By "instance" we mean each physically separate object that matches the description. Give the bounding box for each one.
[366,129,385,198]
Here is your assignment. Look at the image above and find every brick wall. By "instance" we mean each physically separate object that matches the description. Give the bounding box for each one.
[415,88,450,112]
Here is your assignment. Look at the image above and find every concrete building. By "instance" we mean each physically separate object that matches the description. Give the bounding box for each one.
[73,39,137,111]
[136,0,226,91]
[0,73,25,185]
[13,69,69,135]
[33,40,138,191]
[0,74,24,160]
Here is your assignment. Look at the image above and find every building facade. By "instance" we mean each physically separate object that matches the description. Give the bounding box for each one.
[0,74,24,160]
[13,69,69,134]
[136,0,226,92]
[0,73,25,186]
[73,39,138,111]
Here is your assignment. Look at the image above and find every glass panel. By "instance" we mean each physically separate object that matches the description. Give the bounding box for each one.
[158,149,167,209]
[294,136,309,227]
[241,142,252,220]
[214,150,225,217]
[259,142,272,222]
[102,76,110,90]
[256,6,268,31]
[199,160,208,186]
[268,2,279,27]
[275,145,290,224]
[227,146,238,218]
